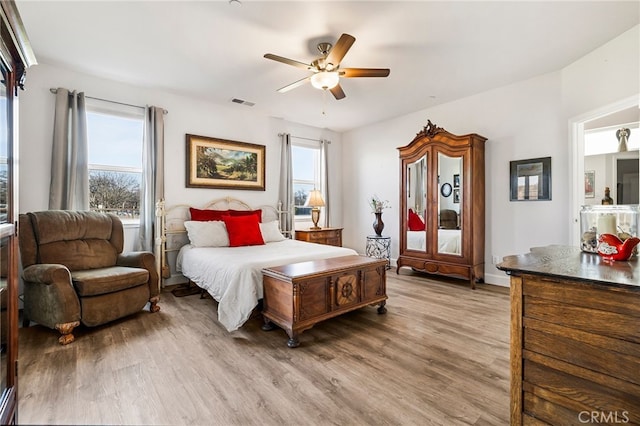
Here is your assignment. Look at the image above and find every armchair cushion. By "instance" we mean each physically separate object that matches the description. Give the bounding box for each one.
[72,267,149,297]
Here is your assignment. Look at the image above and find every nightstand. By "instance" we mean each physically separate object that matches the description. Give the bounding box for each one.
[295,227,343,247]
[366,235,391,269]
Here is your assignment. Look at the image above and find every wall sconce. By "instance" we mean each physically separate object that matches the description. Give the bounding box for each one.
[305,189,325,229]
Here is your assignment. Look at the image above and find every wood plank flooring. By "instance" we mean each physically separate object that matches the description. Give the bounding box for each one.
[17,271,510,425]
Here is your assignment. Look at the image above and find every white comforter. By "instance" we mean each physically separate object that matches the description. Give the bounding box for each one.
[407,229,461,254]
[177,239,358,332]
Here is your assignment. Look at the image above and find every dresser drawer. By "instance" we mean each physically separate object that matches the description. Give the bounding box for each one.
[295,228,343,247]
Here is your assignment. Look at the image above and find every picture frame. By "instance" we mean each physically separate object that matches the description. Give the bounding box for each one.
[453,174,460,188]
[186,134,265,190]
[453,188,460,203]
[584,170,595,198]
[509,156,551,201]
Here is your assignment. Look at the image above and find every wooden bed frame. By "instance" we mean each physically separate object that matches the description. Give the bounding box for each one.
[154,197,286,288]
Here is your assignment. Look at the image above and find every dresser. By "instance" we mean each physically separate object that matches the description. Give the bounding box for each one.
[295,227,342,247]
[497,246,640,425]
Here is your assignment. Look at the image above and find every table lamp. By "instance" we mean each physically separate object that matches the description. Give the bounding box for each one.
[305,189,325,229]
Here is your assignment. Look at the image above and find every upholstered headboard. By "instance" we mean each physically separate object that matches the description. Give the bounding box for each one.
[154,197,283,287]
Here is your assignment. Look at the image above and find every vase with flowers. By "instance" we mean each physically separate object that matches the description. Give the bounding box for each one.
[369,195,391,236]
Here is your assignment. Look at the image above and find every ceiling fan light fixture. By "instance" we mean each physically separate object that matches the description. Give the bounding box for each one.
[310,71,339,90]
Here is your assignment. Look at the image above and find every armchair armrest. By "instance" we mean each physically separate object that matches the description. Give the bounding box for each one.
[22,264,81,331]
[116,251,159,297]
[23,264,72,285]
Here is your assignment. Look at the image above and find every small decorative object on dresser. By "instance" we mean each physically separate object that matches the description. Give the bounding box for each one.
[597,233,640,261]
[295,227,343,247]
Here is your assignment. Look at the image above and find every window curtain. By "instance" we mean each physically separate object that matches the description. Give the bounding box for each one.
[278,133,294,237]
[49,88,89,210]
[320,139,330,227]
[136,106,165,252]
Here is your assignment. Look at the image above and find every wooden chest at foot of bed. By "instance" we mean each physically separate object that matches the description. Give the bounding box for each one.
[261,255,388,348]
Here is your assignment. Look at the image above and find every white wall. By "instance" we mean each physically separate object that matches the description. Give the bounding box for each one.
[342,25,639,286]
[18,63,345,237]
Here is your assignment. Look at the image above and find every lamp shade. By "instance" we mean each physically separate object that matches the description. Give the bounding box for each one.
[310,71,339,90]
[305,190,325,207]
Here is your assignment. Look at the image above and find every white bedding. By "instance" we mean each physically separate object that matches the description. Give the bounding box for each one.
[177,239,358,332]
[407,229,461,254]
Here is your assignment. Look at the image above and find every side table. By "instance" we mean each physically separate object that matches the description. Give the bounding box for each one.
[366,235,391,269]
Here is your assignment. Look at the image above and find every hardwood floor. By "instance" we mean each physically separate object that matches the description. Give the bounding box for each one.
[17,271,510,425]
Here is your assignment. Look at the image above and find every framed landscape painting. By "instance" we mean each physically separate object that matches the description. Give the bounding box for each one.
[186,134,265,190]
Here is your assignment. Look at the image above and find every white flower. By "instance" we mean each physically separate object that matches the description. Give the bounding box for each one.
[369,195,391,213]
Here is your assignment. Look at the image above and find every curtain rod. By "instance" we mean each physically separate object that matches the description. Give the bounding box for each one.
[49,88,168,115]
[279,133,331,143]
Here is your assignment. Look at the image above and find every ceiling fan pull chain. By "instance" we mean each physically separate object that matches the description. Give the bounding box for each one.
[322,89,327,115]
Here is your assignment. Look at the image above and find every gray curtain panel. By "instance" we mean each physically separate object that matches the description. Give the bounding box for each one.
[321,139,330,227]
[278,133,294,237]
[136,106,165,252]
[49,88,89,210]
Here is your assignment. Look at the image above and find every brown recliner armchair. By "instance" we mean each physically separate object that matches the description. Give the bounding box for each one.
[19,210,160,344]
[439,209,459,229]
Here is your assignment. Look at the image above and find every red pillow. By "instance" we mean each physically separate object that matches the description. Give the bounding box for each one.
[221,214,265,247]
[408,209,425,231]
[189,208,229,221]
[228,209,262,222]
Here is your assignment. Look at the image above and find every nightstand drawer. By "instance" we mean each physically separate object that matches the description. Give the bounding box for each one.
[295,228,343,247]
[308,230,339,240]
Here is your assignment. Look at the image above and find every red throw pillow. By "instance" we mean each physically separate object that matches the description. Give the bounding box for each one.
[189,208,229,221]
[222,214,265,247]
[228,209,262,222]
[408,209,425,231]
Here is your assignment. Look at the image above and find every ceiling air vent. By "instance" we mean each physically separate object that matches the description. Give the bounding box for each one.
[231,98,255,107]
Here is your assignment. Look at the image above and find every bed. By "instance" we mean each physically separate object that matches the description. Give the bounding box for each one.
[155,197,357,332]
[406,229,461,254]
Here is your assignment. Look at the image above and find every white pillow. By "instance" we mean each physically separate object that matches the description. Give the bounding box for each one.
[259,220,286,242]
[184,220,229,247]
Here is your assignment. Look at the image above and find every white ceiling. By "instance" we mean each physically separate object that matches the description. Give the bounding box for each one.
[16,1,640,133]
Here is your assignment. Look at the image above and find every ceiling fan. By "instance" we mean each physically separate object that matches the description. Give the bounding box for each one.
[264,33,390,100]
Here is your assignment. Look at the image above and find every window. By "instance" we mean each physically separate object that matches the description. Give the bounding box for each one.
[291,142,321,219]
[86,101,144,223]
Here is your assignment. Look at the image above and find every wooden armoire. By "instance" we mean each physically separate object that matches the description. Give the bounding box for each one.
[0,2,36,424]
[397,120,486,288]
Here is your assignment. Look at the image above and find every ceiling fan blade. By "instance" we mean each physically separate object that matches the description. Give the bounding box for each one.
[264,53,314,71]
[340,68,390,78]
[330,83,346,100]
[325,33,356,69]
[277,76,311,93]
